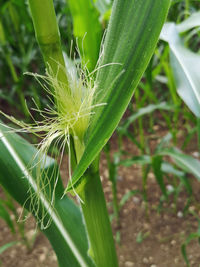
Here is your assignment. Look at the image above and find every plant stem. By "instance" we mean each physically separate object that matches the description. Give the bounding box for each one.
[111,176,119,226]
[142,165,150,218]
[197,117,200,153]
[28,0,69,108]
[185,0,190,19]
[162,46,180,144]
[80,160,118,267]
[104,143,120,226]
[28,0,65,70]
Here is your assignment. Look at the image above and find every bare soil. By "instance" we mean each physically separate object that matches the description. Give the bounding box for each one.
[0,127,200,267]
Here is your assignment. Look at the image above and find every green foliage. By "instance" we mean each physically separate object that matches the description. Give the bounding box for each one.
[117,102,173,136]
[161,16,200,117]
[159,148,200,181]
[0,198,15,234]
[181,211,200,267]
[0,241,18,265]
[2,0,200,266]
[136,231,150,244]
[68,0,171,192]
[0,123,93,267]
[67,0,102,71]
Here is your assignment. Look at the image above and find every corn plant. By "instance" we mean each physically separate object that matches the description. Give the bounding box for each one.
[0,0,170,266]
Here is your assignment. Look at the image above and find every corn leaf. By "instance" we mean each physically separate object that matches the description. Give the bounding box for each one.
[152,155,167,198]
[93,0,112,20]
[118,102,173,134]
[119,155,151,167]
[67,0,102,71]
[160,22,200,117]
[161,162,185,177]
[119,190,140,209]
[176,11,200,33]
[159,148,200,181]
[0,241,18,254]
[67,0,170,192]
[0,199,15,233]
[0,124,93,267]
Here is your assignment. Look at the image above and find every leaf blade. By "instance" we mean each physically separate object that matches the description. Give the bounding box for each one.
[0,199,15,234]
[161,23,200,117]
[67,0,102,71]
[68,0,170,191]
[159,148,200,182]
[176,11,200,33]
[0,124,93,267]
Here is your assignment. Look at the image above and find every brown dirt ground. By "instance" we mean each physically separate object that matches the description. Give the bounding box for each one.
[0,126,200,267]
